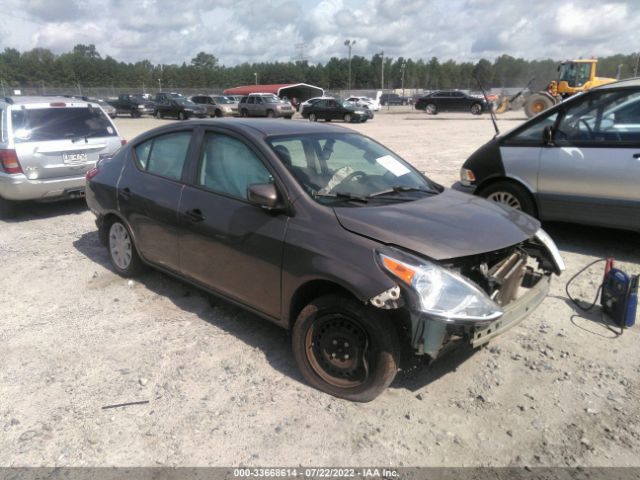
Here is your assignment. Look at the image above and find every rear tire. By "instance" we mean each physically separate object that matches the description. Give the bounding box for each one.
[426,103,437,115]
[214,110,223,118]
[155,110,163,119]
[343,113,352,123]
[292,295,400,402]
[0,197,16,219]
[470,103,482,115]
[524,94,555,118]
[266,110,275,118]
[241,109,248,117]
[178,111,186,121]
[479,180,537,217]
[107,219,145,277]
[309,113,317,122]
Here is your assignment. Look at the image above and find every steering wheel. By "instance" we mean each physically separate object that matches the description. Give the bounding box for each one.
[330,170,367,192]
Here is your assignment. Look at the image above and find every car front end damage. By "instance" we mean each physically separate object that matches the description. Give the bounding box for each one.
[370,228,564,359]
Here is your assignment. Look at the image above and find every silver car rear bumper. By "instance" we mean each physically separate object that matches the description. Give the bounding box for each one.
[0,172,87,201]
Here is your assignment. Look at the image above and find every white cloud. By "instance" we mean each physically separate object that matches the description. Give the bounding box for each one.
[1,0,639,66]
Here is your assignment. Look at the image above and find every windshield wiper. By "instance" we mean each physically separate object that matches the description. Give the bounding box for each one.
[69,130,104,143]
[367,186,437,198]
[315,191,369,203]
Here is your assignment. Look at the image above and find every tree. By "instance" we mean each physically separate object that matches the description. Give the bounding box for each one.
[191,52,218,70]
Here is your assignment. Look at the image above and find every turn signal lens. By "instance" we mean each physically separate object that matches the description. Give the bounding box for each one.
[382,256,416,285]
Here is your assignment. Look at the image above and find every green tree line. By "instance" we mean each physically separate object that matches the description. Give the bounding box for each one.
[1,44,638,92]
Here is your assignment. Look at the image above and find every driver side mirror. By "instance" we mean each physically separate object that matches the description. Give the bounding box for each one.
[247,183,279,210]
[542,125,554,146]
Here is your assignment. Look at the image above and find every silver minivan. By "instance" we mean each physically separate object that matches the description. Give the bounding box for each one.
[0,96,124,217]
[457,78,640,232]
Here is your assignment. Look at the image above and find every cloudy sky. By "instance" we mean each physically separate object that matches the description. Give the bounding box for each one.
[1,0,639,65]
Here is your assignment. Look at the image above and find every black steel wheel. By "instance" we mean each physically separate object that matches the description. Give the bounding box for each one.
[292,295,400,402]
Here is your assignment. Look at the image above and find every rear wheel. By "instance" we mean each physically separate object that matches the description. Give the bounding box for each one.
[524,94,555,118]
[479,181,537,217]
[309,113,317,122]
[241,109,248,117]
[155,110,163,119]
[178,111,186,121]
[266,110,275,118]
[470,103,482,115]
[0,197,16,219]
[292,295,400,402]
[107,219,145,277]
[426,103,437,114]
[343,113,352,123]
[214,109,223,118]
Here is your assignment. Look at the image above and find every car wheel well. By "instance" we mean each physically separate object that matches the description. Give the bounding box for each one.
[287,280,412,350]
[288,281,359,329]
[476,177,539,217]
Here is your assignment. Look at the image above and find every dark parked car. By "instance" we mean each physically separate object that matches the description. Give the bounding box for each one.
[154,97,207,120]
[456,78,640,231]
[415,90,490,115]
[379,93,409,106]
[302,98,369,123]
[85,119,563,401]
[108,94,155,117]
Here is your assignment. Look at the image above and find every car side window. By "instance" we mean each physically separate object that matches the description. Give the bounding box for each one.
[557,90,640,144]
[255,97,263,104]
[198,133,272,199]
[248,97,255,104]
[506,113,559,145]
[134,131,191,181]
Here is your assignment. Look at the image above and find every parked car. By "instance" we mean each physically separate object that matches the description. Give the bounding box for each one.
[299,96,332,114]
[154,97,207,120]
[85,118,563,401]
[238,93,293,118]
[302,98,369,123]
[379,93,409,106]
[108,94,155,118]
[455,78,640,231]
[189,95,239,117]
[0,95,124,217]
[346,96,380,111]
[67,96,116,118]
[415,90,490,115]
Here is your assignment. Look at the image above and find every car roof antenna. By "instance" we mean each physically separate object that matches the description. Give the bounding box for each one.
[474,75,500,138]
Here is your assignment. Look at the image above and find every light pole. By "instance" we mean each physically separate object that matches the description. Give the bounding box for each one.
[400,61,407,97]
[157,78,162,91]
[344,39,356,92]
[380,51,384,91]
[254,72,258,85]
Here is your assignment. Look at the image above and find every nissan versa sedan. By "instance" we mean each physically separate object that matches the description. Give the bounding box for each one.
[456,78,640,231]
[85,119,564,401]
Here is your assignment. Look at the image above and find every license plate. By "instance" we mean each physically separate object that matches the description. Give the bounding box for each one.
[63,152,88,164]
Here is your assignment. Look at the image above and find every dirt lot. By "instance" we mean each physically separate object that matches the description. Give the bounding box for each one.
[1,108,639,467]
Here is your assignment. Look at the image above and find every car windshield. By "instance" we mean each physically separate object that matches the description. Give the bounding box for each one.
[11,107,116,143]
[131,95,147,102]
[214,96,234,104]
[176,99,195,106]
[268,133,439,205]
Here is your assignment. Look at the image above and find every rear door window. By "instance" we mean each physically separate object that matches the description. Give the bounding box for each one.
[11,106,116,143]
[134,131,192,181]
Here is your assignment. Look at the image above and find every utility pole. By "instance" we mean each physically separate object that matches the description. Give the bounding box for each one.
[380,51,384,91]
[401,61,407,97]
[254,72,258,85]
[344,39,356,93]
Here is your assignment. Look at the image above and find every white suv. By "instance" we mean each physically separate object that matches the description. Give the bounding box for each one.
[0,96,124,217]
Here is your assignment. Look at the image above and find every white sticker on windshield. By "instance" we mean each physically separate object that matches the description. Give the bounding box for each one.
[376,155,410,177]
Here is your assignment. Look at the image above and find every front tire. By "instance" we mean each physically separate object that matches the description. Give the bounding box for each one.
[266,110,275,118]
[309,113,317,122]
[292,295,400,402]
[343,113,352,123]
[524,94,555,118]
[107,219,145,277]
[155,110,163,119]
[0,197,16,219]
[178,111,186,121]
[426,103,437,115]
[241,109,248,117]
[470,103,482,115]
[479,181,537,217]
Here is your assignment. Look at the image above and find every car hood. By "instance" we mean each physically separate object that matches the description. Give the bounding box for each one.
[333,188,540,260]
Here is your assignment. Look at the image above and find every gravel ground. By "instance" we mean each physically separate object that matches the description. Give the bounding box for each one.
[1,108,639,467]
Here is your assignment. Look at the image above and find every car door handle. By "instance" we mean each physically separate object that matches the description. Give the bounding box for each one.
[185,208,205,222]
[633,153,640,159]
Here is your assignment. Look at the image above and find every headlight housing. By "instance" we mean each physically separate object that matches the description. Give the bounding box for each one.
[460,167,476,185]
[377,247,503,323]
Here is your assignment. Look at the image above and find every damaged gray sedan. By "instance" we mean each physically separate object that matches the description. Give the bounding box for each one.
[86,119,564,402]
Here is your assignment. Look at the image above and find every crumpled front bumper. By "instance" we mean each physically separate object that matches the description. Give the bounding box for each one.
[411,273,551,357]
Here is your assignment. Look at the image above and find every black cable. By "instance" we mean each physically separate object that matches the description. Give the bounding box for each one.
[565,258,606,312]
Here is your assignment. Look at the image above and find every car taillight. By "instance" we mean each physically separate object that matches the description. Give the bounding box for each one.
[0,149,23,174]
[121,139,127,146]
[85,166,100,181]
